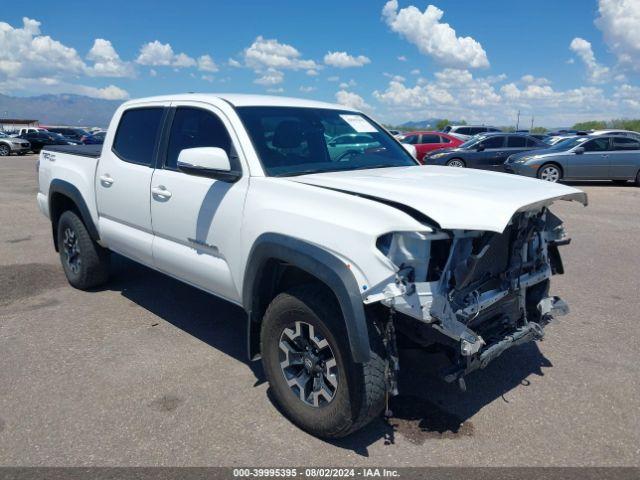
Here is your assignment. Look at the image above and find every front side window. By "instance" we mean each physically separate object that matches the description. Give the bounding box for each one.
[112,108,164,166]
[401,134,419,144]
[479,136,505,149]
[236,106,416,177]
[166,107,234,169]
[583,137,610,152]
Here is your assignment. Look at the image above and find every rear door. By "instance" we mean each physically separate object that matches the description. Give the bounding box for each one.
[609,137,640,179]
[415,133,443,160]
[95,103,168,265]
[567,137,610,179]
[149,102,249,303]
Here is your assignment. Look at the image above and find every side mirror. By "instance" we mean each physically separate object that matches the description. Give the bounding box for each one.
[402,143,417,158]
[476,143,485,152]
[177,147,241,182]
[574,147,585,155]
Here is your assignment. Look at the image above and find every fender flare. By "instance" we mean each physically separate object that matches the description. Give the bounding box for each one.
[49,179,100,247]
[243,233,371,364]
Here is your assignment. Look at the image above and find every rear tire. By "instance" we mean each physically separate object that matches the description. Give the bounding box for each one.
[538,163,562,183]
[57,211,110,290]
[261,285,386,438]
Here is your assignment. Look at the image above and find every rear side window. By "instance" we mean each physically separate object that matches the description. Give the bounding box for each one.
[480,136,505,148]
[611,137,640,151]
[457,127,471,135]
[421,134,441,144]
[439,135,451,143]
[507,136,527,148]
[165,107,233,169]
[112,107,164,166]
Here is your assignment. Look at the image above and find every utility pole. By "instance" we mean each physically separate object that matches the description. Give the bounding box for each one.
[530,115,534,132]
[516,110,520,131]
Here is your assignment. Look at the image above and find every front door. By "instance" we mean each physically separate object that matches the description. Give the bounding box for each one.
[150,103,249,303]
[95,104,167,265]
[567,137,610,179]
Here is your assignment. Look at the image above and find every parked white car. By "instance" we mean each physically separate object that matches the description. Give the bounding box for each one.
[37,94,586,438]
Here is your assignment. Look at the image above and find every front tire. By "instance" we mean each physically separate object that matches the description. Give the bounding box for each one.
[446,158,465,167]
[261,285,386,438]
[57,211,110,290]
[0,144,10,156]
[538,163,562,183]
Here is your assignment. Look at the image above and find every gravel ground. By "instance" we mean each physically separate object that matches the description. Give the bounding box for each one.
[0,155,638,466]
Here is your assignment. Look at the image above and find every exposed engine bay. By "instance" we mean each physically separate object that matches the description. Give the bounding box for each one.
[366,206,571,388]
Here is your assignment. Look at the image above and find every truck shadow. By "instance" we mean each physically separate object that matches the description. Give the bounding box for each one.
[107,254,552,455]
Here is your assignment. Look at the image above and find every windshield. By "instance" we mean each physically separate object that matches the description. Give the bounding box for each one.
[547,136,590,151]
[236,106,417,177]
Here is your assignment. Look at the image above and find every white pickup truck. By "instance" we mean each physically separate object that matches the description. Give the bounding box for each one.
[37,94,587,438]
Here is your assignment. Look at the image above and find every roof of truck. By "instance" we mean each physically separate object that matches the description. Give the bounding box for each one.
[123,93,356,111]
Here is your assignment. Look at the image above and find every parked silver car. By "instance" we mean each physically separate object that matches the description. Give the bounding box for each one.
[504,135,640,185]
[0,132,31,156]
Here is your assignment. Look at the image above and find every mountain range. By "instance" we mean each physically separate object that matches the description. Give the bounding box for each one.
[0,94,123,128]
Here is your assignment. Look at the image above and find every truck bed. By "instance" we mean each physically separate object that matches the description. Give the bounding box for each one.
[44,144,103,158]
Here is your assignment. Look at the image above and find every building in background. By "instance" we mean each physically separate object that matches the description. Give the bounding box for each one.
[0,119,39,133]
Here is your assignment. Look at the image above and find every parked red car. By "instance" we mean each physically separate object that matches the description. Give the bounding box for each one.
[399,131,463,162]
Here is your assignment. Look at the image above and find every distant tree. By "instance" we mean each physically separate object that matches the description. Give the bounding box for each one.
[435,119,450,131]
[501,126,516,132]
[531,126,548,134]
[573,120,607,131]
[611,118,640,132]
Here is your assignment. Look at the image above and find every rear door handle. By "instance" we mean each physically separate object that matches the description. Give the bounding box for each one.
[99,174,114,187]
[151,185,172,199]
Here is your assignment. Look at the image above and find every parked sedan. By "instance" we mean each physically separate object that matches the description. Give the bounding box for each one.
[18,131,76,153]
[504,135,640,185]
[0,132,31,156]
[423,133,548,171]
[399,131,463,162]
[327,133,379,160]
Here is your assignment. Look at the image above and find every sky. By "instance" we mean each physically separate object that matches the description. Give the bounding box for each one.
[1,0,639,127]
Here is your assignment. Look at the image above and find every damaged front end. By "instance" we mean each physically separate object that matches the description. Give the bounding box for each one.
[365,206,573,388]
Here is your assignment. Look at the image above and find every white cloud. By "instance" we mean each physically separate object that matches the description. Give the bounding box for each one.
[201,74,215,83]
[521,74,550,86]
[569,37,610,83]
[244,36,318,71]
[228,58,242,68]
[595,0,640,71]
[335,90,372,111]
[410,68,420,75]
[197,54,218,72]
[306,69,319,76]
[267,87,284,93]
[327,76,340,82]
[87,39,134,77]
[136,40,196,68]
[299,86,316,92]
[382,1,489,69]
[0,17,86,79]
[339,79,357,89]
[324,51,371,68]
[149,69,157,77]
[254,68,284,85]
[81,84,130,100]
[397,55,407,61]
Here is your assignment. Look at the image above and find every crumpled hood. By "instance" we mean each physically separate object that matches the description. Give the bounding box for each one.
[289,166,587,233]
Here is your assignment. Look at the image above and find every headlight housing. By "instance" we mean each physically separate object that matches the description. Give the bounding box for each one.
[430,152,448,159]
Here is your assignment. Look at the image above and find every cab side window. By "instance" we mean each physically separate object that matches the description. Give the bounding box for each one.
[165,107,233,170]
[112,108,164,166]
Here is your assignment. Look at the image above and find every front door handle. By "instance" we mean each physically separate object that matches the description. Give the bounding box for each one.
[151,185,172,199]
[99,174,114,187]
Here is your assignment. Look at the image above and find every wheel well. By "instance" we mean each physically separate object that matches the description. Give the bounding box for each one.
[248,259,339,360]
[538,162,563,178]
[49,192,80,251]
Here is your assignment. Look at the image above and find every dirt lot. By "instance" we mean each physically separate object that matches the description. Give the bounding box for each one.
[1,154,639,466]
